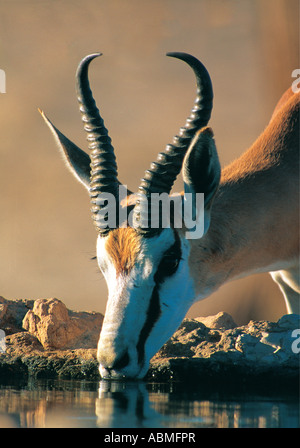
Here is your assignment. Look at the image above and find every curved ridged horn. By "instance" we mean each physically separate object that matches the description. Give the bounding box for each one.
[76,53,119,235]
[133,52,213,234]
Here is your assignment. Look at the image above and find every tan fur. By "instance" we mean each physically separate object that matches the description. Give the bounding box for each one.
[271,86,295,120]
[187,88,299,298]
[105,227,141,275]
[221,89,299,183]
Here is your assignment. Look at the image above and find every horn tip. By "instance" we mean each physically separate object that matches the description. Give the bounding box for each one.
[76,52,103,76]
[85,52,103,61]
[38,108,49,123]
[166,51,188,59]
[38,109,55,131]
[91,51,103,57]
[38,108,52,126]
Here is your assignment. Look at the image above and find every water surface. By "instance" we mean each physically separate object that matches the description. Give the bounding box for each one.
[0,379,298,428]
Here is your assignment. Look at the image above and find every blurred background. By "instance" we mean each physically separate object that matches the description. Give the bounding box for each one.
[0,0,298,325]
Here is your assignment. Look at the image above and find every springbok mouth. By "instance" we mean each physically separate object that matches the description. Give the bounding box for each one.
[99,364,125,380]
[99,363,147,380]
[100,370,126,380]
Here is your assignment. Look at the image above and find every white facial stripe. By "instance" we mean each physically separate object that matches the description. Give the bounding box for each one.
[96,229,195,378]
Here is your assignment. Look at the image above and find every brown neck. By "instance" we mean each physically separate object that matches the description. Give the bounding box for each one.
[189,93,299,295]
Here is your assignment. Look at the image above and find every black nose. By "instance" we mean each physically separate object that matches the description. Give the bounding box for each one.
[101,351,130,376]
[111,350,130,370]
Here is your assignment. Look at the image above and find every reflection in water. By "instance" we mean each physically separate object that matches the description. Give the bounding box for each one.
[96,381,161,427]
[0,379,298,428]
[96,381,299,428]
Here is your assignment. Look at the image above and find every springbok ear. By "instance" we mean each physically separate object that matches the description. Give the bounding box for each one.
[182,127,221,238]
[39,110,91,191]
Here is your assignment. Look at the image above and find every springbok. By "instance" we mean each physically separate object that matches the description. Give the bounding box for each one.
[40,52,299,379]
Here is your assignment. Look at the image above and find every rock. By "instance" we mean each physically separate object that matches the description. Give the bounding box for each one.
[5,332,43,354]
[0,346,99,380]
[195,311,237,330]
[22,298,103,350]
[158,320,210,358]
[0,297,103,380]
[277,314,300,329]
[0,296,34,334]
[148,314,300,384]
[0,301,7,321]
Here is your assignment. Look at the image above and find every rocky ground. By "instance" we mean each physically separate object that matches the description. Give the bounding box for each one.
[0,296,299,386]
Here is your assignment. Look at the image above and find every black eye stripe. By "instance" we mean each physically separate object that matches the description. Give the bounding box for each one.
[163,231,181,258]
[137,284,160,365]
[155,231,182,283]
[136,231,182,366]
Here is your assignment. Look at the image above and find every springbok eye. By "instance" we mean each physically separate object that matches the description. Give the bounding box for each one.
[155,232,182,282]
[159,255,180,277]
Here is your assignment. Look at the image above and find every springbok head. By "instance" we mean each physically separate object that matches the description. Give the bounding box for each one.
[41,52,221,379]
